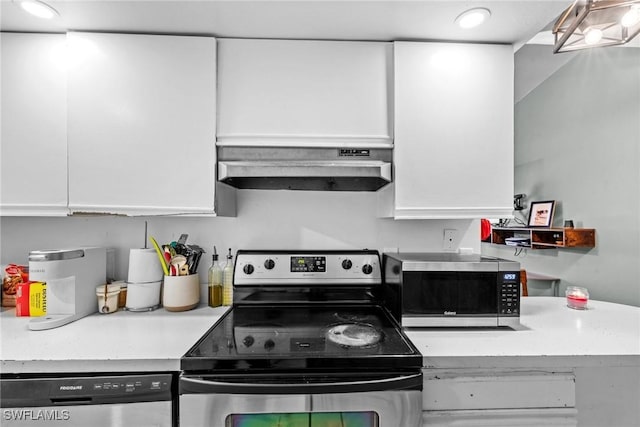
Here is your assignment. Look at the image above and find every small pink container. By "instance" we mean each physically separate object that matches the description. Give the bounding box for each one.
[566,286,589,310]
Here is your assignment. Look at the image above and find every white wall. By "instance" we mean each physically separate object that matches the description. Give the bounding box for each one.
[1,190,480,285]
[484,47,640,307]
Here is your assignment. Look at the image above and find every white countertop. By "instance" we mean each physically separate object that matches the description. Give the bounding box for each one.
[2,298,639,374]
[406,297,640,369]
[0,304,228,373]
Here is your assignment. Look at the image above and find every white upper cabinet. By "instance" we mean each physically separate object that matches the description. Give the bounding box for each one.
[381,42,514,219]
[1,33,68,216]
[217,38,393,147]
[67,32,230,216]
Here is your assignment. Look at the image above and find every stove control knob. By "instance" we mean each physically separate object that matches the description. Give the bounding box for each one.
[264,339,275,351]
[243,264,255,275]
[341,259,352,270]
[264,259,275,270]
[362,264,373,275]
[242,336,255,347]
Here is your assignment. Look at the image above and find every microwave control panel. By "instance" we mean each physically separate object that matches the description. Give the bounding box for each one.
[499,272,520,316]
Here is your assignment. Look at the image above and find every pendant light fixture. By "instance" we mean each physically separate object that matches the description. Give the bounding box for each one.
[553,0,640,53]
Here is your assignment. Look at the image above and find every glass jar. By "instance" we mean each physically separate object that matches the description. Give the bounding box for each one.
[566,286,589,310]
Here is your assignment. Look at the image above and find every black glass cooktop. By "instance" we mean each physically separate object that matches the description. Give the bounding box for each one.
[181,304,422,372]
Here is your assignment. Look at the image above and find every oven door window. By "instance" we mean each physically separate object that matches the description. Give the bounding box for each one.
[226,411,379,426]
[403,271,497,315]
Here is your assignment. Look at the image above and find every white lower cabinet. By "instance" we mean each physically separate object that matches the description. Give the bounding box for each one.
[422,370,577,426]
[423,408,577,427]
[574,366,640,427]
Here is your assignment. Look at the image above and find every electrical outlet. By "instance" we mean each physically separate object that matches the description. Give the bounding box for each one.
[443,229,457,251]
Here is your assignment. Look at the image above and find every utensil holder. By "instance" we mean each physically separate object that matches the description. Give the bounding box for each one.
[163,274,200,312]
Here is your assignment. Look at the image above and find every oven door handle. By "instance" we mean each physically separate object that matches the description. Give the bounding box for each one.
[180,373,422,395]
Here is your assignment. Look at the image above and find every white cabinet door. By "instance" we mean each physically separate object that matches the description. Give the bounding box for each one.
[67,32,222,216]
[1,33,68,216]
[423,408,578,427]
[422,371,575,411]
[217,38,392,147]
[422,370,577,427]
[386,42,514,219]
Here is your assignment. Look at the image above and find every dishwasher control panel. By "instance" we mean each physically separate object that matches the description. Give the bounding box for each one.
[1,373,173,406]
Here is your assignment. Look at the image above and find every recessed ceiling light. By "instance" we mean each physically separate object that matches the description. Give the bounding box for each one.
[14,0,59,20]
[455,8,491,29]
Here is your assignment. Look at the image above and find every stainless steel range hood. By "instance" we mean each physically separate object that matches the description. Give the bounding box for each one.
[217,146,392,191]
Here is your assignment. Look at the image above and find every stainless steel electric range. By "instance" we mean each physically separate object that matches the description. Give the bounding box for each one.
[180,250,423,427]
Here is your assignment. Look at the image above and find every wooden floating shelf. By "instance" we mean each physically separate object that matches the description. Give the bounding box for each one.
[491,227,596,250]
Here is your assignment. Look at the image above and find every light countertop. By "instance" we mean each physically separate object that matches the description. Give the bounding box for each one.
[2,298,639,374]
[406,297,640,369]
[1,304,228,373]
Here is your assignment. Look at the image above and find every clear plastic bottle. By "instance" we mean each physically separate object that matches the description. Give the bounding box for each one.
[222,248,234,306]
[207,247,223,307]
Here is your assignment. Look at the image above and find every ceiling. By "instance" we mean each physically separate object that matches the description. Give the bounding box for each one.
[1,0,570,48]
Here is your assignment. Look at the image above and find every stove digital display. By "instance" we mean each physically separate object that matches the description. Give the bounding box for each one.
[290,256,326,272]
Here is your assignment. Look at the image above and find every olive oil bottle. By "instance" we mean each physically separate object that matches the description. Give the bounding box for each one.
[207,247,222,307]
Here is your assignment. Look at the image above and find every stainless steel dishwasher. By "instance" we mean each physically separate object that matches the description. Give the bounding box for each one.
[1,373,174,426]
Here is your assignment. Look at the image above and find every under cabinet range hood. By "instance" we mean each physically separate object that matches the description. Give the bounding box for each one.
[217,146,392,191]
[216,38,393,191]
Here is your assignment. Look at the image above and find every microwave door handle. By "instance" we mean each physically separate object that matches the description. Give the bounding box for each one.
[180,373,422,395]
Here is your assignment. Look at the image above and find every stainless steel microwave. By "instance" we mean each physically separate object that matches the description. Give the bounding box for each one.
[382,253,520,328]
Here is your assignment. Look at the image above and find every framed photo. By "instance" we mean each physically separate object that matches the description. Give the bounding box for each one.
[528,200,556,227]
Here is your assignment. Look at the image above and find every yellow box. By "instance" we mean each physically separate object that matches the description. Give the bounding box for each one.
[15,282,46,317]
